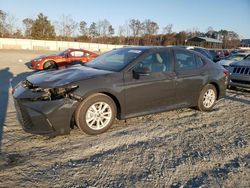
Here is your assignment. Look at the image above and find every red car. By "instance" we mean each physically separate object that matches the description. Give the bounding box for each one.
[29,48,98,70]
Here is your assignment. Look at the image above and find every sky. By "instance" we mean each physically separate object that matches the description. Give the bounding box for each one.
[1,0,250,38]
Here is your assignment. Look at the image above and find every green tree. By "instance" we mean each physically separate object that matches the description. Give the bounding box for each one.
[79,20,88,36]
[31,13,56,40]
[89,22,98,38]
[108,25,114,36]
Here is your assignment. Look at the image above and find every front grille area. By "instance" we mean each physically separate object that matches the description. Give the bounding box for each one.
[14,100,33,130]
[231,79,250,85]
[232,66,250,75]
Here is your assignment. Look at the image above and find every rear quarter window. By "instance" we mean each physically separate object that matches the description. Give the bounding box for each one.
[175,50,206,70]
[175,50,196,70]
[70,51,84,57]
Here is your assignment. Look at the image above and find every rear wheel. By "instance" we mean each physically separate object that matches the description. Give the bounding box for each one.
[75,94,116,135]
[43,61,57,70]
[197,84,217,111]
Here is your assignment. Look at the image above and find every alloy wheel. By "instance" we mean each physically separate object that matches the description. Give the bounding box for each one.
[203,89,216,108]
[85,102,112,130]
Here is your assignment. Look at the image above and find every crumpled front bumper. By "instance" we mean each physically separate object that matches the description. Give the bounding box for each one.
[13,85,78,136]
[26,61,43,70]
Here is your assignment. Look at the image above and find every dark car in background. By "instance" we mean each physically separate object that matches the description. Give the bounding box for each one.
[176,46,214,61]
[223,49,230,57]
[228,54,250,89]
[209,49,225,62]
[13,46,227,136]
[217,52,250,69]
[187,46,213,60]
[231,49,249,55]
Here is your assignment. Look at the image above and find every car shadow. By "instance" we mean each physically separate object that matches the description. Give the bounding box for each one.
[0,69,35,154]
[224,95,250,105]
[0,68,13,153]
[225,89,250,105]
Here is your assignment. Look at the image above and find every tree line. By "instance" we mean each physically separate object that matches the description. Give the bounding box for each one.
[0,10,241,49]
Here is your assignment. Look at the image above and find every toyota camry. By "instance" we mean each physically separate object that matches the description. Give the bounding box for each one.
[13,46,227,136]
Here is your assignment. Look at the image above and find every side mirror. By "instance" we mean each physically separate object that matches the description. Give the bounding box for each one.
[64,53,69,58]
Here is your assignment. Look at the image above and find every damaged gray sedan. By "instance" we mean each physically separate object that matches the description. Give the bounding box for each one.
[13,47,227,136]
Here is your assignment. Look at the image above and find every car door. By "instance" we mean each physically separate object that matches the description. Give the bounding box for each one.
[173,49,207,106]
[124,49,176,118]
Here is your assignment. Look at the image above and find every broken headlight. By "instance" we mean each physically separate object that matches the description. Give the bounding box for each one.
[31,85,79,101]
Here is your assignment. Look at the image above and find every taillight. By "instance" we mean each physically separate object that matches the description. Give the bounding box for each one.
[223,69,229,85]
[223,70,229,77]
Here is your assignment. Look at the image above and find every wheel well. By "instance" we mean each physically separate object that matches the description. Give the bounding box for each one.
[44,60,57,68]
[101,92,122,119]
[209,82,220,99]
[71,92,122,129]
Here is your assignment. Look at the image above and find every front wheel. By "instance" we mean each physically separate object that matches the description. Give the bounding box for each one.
[43,61,57,70]
[197,84,217,111]
[75,94,116,135]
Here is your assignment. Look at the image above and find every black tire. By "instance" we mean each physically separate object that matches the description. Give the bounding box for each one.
[75,93,117,135]
[43,61,57,70]
[197,84,217,112]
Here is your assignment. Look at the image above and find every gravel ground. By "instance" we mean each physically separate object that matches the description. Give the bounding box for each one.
[0,49,249,188]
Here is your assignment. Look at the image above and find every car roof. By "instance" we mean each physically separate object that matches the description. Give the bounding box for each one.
[121,46,205,59]
[123,46,166,50]
[122,45,191,51]
[67,48,88,51]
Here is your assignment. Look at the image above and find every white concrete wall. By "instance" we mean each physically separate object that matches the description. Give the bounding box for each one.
[239,47,250,50]
[0,38,125,52]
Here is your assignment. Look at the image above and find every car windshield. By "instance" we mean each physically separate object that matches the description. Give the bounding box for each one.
[86,48,144,71]
[56,49,69,56]
[225,54,246,61]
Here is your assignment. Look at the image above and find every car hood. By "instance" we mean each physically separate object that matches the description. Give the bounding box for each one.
[217,59,234,66]
[27,65,113,88]
[44,55,59,59]
[231,59,250,67]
